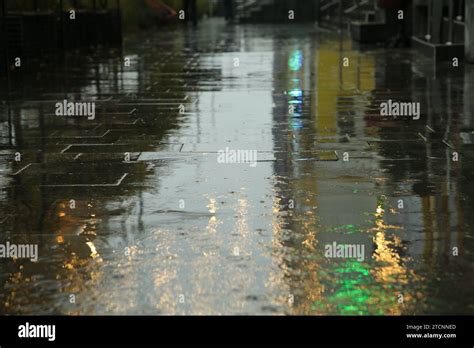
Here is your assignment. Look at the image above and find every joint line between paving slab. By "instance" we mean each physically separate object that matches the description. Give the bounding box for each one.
[41,173,129,188]
[61,145,72,153]
[11,163,32,176]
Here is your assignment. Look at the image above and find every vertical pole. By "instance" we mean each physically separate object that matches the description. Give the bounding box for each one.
[458,0,464,20]
[339,0,343,32]
[426,0,432,39]
[466,0,474,62]
[448,0,454,43]
[431,0,443,44]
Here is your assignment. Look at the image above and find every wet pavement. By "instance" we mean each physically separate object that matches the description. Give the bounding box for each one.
[1,19,474,315]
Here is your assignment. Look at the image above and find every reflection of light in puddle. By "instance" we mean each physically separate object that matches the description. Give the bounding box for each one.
[206,215,221,234]
[206,198,217,214]
[235,198,249,237]
[288,49,303,72]
[288,89,302,98]
[372,232,407,284]
[369,199,414,313]
[86,241,102,262]
[302,230,316,251]
[205,198,220,233]
[370,202,402,232]
[79,223,97,237]
[153,269,176,288]
[376,206,384,217]
[290,119,304,129]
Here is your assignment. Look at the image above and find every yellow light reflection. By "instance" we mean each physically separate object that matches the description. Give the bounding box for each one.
[86,241,102,263]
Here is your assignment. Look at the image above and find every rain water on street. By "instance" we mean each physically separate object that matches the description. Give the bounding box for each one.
[1,19,474,315]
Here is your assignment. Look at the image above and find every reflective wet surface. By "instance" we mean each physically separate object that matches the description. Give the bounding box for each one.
[1,19,474,315]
